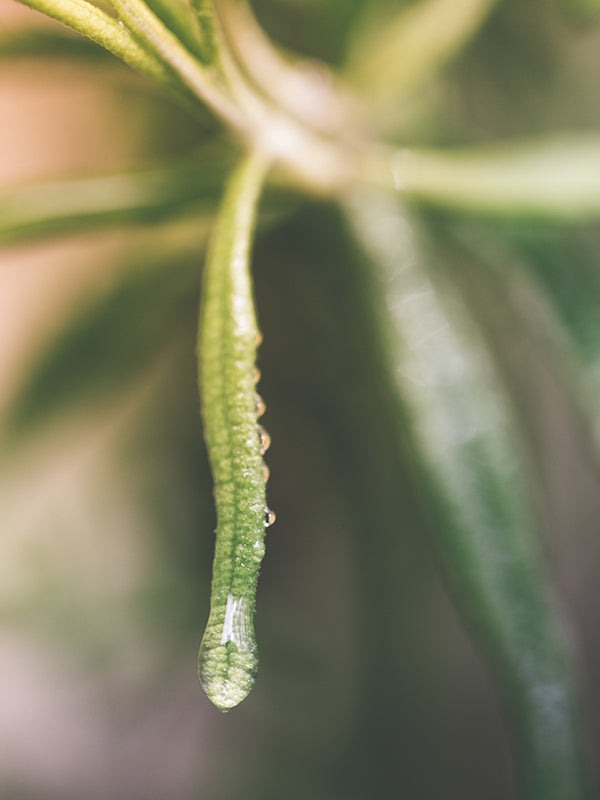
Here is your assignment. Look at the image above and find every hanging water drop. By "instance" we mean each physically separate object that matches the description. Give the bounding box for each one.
[255,393,266,418]
[258,425,271,454]
[264,507,276,527]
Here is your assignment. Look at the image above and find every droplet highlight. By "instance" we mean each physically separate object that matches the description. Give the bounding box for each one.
[264,507,276,527]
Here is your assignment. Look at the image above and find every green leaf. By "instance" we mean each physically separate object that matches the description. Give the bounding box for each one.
[345,190,588,800]
[197,152,270,711]
[393,136,600,220]
[0,149,233,245]
[347,0,497,103]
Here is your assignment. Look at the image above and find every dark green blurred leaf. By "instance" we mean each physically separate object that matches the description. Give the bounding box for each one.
[345,190,588,800]
[0,149,233,245]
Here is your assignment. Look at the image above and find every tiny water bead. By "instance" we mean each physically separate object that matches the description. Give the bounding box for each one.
[255,392,266,418]
[265,507,276,527]
[258,425,271,454]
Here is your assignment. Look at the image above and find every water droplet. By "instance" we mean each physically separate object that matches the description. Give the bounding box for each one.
[255,331,263,347]
[255,393,266,418]
[263,463,270,483]
[264,507,276,527]
[258,425,271,454]
[253,367,261,385]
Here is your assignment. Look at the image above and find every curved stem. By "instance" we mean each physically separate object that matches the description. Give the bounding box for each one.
[17,0,170,84]
[216,0,359,136]
[111,0,247,132]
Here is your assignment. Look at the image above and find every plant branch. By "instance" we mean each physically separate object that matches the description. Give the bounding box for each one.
[17,0,171,85]
[110,0,247,132]
[215,0,359,136]
[364,137,600,220]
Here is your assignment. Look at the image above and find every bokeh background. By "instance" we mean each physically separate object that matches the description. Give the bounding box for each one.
[1,1,600,797]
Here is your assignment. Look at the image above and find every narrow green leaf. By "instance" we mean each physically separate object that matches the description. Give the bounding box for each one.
[345,190,588,800]
[197,152,270,711]
[348,0,497,102]
[111,0,244,130]
[0,150,233,245]
[390,136,600,220]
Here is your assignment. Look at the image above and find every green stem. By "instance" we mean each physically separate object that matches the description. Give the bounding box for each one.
[17,0,170,85]
[364,137,600,220]
[111,0,246,131]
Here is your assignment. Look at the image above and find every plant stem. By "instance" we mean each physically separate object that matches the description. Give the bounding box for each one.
[17,0,170,85]
[111,0,246,132]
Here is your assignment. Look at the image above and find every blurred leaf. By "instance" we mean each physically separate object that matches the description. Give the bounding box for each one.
[396,136,600,219]
[0,147,234,245]
[347,0,497,104]
[345,190,588,800]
